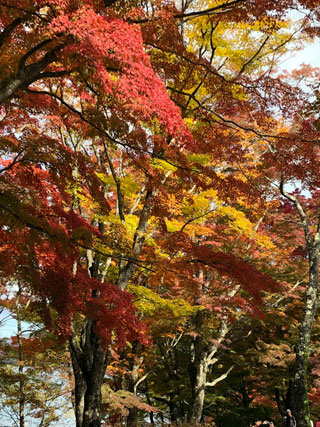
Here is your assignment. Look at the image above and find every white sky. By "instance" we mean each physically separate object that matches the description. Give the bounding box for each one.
[280,38,320,70]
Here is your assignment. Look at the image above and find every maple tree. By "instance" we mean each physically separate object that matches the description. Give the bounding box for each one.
[1,0,320,426]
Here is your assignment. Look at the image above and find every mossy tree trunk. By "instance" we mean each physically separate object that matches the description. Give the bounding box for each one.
[280,183,320,427]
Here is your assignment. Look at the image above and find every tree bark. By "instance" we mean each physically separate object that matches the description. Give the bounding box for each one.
[69,320,109,427]
[189,352,207,424]
[117,189,153,291]
[294,250,319,427]
[188,310,207,424]
[0,42,65,104]
[280,184,320,427]
[17,309,25,427]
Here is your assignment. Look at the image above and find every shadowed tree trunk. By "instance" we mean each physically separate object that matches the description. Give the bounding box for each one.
[69,319,110,427]
[275,379,295,417]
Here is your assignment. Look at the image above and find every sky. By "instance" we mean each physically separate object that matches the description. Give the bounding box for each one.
[281,38,320,71]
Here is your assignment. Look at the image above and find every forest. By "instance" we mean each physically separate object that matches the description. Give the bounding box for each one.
[0,0,320,426]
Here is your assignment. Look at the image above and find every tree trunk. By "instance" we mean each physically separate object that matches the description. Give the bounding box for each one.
[280,185,320,427]
[126,356,142,426]
[294,250,319,427]
[187,309,232,424]
[69,319,109,427]
[188,310,207,424]
[275,379,294,417]
[17,312,25,427]
[117,190,152,291]
[189,354,207,424]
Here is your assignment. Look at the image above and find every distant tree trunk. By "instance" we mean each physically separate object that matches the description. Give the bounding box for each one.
[294,248,319,427]
[17,308,25,427]
[123,342,143,427]
[275,379,294,416]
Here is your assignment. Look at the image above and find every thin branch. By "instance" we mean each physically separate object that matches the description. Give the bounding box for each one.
[273,280,303,308]
[26,88,200,174]
[209,20,219,64]
[0,149,25,173]
[130,0,245,23]
[180,207,217,232]
[237,36,270,76]
[169,85,320,145]
[174,0,244,19]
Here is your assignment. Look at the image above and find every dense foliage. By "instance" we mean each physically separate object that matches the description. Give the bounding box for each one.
[0,0,320,426]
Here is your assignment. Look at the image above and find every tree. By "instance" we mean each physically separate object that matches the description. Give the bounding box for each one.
[1,1,320,426]
[257,113,320,426]
[0,1,191,424]
[0,293,73,426]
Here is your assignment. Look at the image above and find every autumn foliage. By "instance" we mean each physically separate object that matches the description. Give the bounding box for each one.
[1,0,320,426]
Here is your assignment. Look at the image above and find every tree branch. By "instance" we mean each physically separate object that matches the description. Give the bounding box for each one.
[130,0,245,23]
[101,140,125,223]
[0,149,25,173]
[0,16,22,49]
[0,195,152,270]
[205,365,234,387]
[180,207,217,232]
[0,42,65,104]
[279,178,312,249]
[18,39,53,72]
[174,0,244,19]
[237,36,270,76]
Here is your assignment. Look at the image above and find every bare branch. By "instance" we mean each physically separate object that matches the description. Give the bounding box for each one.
[205,365,234,387]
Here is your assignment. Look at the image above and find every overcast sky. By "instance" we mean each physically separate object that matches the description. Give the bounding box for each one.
[281,38,320,70]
